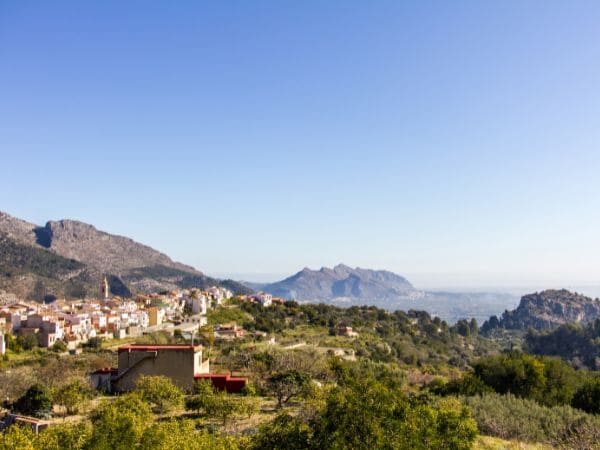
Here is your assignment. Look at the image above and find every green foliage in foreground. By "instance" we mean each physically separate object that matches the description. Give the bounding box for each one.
[464,393,600,448]
[0,372,478,450]
[135,375,185,414]
[0,417,240,450]
[251,378,478,450]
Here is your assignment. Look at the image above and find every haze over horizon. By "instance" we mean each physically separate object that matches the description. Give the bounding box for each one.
[2,2,600,289]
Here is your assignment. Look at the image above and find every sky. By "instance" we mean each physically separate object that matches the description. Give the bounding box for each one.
[1,1,600,289]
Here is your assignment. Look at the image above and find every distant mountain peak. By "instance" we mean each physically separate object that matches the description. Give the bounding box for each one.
[262,264,414,303]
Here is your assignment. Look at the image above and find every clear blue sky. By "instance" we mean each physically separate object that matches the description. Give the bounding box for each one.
[1,1,600,288]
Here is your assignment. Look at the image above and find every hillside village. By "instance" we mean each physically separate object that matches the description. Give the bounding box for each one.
[0,285,280,354]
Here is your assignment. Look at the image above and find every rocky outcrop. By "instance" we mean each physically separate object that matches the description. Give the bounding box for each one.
[41,219,197,275]
[482,289,600,332]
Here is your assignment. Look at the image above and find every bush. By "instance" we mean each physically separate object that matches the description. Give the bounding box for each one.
[463,392,600,447]
[84,337,103,350]
[431,374,492,397]
[472,352,580,406]
[17,334,38,351]
[54,379,94,416]
[571,377,600,414]
[52,340,67,353]
[14,384,53,418]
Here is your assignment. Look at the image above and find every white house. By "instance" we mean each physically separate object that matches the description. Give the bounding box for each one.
[255,292,273,307]
[191,296,207,315]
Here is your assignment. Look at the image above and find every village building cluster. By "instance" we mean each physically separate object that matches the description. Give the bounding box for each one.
[0,285,233,354]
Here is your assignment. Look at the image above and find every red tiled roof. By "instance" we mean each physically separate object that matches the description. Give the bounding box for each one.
[117,344,202,352]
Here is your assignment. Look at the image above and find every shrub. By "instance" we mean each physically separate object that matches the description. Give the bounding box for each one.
[431,373,492,397]
[54,379,94,416]
[571,377,600,414]
[14,384,53,418]
[463,392,600,447]
[472,352,579,406]
[52,340,67,353]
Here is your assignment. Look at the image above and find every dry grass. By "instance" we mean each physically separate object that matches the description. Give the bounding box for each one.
[474,436,553,450]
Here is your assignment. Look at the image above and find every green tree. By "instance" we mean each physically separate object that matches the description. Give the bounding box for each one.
[185,380,258,425]
[0,424,36,450]
[88,393,153,450]
[311,379,477,450]
[267,370,311,408]
[540,356,579,406]
[199,325,216,358]
[208,392,254,425]
[469,318,479,336]
[84,337,102,350]
[55,379,94,416]
[453,320,471,337]
[432,373,493,397]
[250,413,312,450]
[135,375,184,414]
[14,384,53,418]
[185,379,217,416]
[17,334,38,351]
[572,377,600,414]
[140,419,241,450]
[472,353,579,406]
[5,333,22,353]
[52,340,67,353]
[36,422,91,450]
[473,352,547,400]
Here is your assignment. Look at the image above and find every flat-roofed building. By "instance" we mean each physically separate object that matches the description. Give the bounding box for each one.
[112,344,210,392]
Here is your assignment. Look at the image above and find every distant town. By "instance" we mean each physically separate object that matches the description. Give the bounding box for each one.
[0,278,279,356]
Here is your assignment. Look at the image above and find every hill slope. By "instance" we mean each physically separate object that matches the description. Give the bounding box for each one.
[0,211,250,300]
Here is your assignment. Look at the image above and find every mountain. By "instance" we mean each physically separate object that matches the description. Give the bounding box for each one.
[0,211,250,300]
[259,264,416,302]
[244,265,518,324]
[481,289,600,332]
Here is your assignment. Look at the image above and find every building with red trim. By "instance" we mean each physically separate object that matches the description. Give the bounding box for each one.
[194,373,247,393]
[90,344,247,394]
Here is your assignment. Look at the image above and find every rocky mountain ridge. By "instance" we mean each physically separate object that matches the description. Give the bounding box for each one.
[482,289,600,332]
[246,265,518,324]
[0,211,249,300]
[260,263,417,302]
